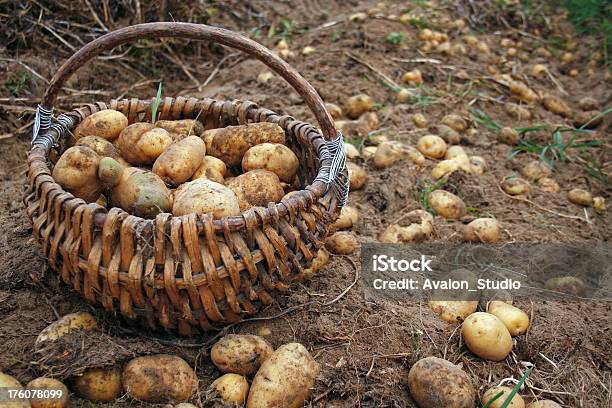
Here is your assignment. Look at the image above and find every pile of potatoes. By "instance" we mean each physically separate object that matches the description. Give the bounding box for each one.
[53,109,303,219]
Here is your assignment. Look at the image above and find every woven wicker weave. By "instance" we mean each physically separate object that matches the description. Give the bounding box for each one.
[24,23,348,336]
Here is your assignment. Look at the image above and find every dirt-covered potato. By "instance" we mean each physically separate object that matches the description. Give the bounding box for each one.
[567,188,592,206]
[526,400,562,408]
[521,160,552,181]
[378,210,433,244]
[509,81,538,104]
[501,178,531,195]
[498,127,519,145]
[445,146,471,171]
[482,386,525,408]
[110,167,171,218]
[469,156,486,175]
[441,114,467,132]
[362,146,377,159]
[537,177,560,193]
[357,111,380,132]
[577,96,599,111]
[191,156,227,184]
[347,162,367,190]
[98,157,123,190]
[0,372,29,408]
[76,135,128,165]
[27,377,69,408]
[242,143,299,183]
[35,312,97,348]
[73,109,128,141]
[464,218,500,243]
[545,276,586,297]
[407,357,475,408]
[52,146,101,202]
[211,334,274,377]
[152,135,206,185]
[344,143,360,159]
[204,122,286,166]
[246,343,319,408]
[172,179,240,218]
[72,367,123,403]
[413,113,428,128]
[428,190,466,219]
[333,205,359,229]
[325,231,359,255]
[593,196,606,213]
[462,312,513,361]
[542,96,572,117]
[428,300,478,323]
[299,248,330,282]
[402,69,423,85]
[373,141,425,168]
[396,88,411,103]
[487,301,530,336]
[210,374,249,406]
[325,102,343,119]
[123,355,196,403]
[227,170,284,210]
[436,124,461,144]
[115,123,173,165]
[506,104,532,120]
[573,110,603,128]
[345,94,373,119]
[431,159,459,179]
[417,135,447,159]
[155,119,204,141]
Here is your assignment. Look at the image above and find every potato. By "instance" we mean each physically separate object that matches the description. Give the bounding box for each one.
[73,109,128,141]
[506,104,532,120]
[358,111,380,132]
[469,156,486,175]
[509,81,538,104]
[593,196,606,213]
[52,146,101,203]
[498,127,519,145]
[413,113,428,128]
[521,161,552,181]
[344,143,360,159]
[436,124,461,144]
[482,386,525,408]
[247,343,319,408]
[173,179,240,218]
[345,94,373,119]
[115,123,173,165]
[76,135,127,165]
[428,300,478,323]
[573,110,603,129]
[152,135,206,185]
[396,88,411,103]
[567,188,592,206]
[542,96,572,117]
[190,155,227,184]
[210,374,249,406]
[98,157,123,190]
[242,143,299,183]
[441,114,467,132]
[487,301,529,336]
[526,400,562,408]
[374,141,425,168]
[155,119,204,141]
[27,377,69,408]
[431,159,459,180]
[0,372,29,408]
[402,69,423,85]
[501,178,531,195]
[445,145,471,171]
[531,64,547,77]
[123,355,196,403]
[110,167,171,218]
[545,276,586,296]
[578,96,599,111]
[35,312,97,348]
[325,103,343,119]
[334,205,359,229]
[72,367,123,403]
[227,170,284,210]
[407,357,475,408]
[428,190,466,219]
[417,135,447,159]
[378,210,433,243]
[362,146,377,159]
[204,122,286,166]
[537,177,560,193]
[347,162,367,190]
[300,248,330,282]
[325,231,359,255]
[211,334,274,377]
[420,29,434,41]
[462,312,513,361]
[464,218,500,243]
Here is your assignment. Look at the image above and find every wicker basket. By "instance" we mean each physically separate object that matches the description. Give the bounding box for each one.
[24,23,348,336]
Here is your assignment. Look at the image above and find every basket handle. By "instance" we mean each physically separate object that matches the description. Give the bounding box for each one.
[40,22,338,140]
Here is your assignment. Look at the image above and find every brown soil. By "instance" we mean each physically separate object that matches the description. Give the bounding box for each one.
[0,1,611,407]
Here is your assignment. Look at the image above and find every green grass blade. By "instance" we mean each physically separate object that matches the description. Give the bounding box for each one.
[151,82,163,124]
[500,367,533,408]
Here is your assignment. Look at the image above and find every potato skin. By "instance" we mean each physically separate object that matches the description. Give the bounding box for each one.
[98,157,124,189]
[428,190,466,219]
[210,334,274,377]
[567,188,592,206]
[155,119,204,141]
[123,355,197,403]
[325,231,359,255]
[242,143,299,183]
[35,312,97,348]
[72,367,123,403]
[76,135,127,165]
[246,343,320,408]
[407,356,475,408]
[227,170,284,211]
[0,372,30,408]
[333,205,359,230]
[110,167,172,218]
[428,300,478,323]
[152,136,206,185]
[114,122,154,165]
[73,109,128,141]
[27,377,69,408]
[462,312,513,361]
[173,179,240,218]
[136,127,173,164]
[501,178,531,196]
[487,301,530,336]
[210,374,249,406]
[347,162,367,190]
[204,122,286,167]
[373,141,425,168]
[417,135,447,159]
[464,218,500,243]
[191,156,227,183]
[52,146,102,203]
[482,386,525,408]
[526,401,562,408]
[345,94,373,119]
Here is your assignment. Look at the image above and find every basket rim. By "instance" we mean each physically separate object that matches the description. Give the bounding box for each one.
[27,97,343,234]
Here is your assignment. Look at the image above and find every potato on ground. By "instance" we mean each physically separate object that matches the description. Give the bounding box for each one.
[527,401,562,408]
[73,109,128,141]
[325,231,359,255]
[357,111,379,132]
[431,159,459,180]
[299,248,330,282]
[344,143,360,159]
[417,135,447,159]
[123,355,197,403]
[211,334,274,377]
[1,372,30,408]
[52,146,102,203]
[428,190,466,219]
[521,160,551,181]
[35,312,97,349]
[464,218,500,243]
[378,210,433,244]
[469,156,486,175]
[27,377,69,408]
[445,146,471,171]
[347,162,367,190]
[203,122,286,167]
[573,110,603,128]
[407,357,475,408]
[155,119,204,141]
[210,374,249,406]
[428,300,478,323]
[462,312,513,361]
[227,169,284,210]
[487,301,530,336]
[242,143,299,183]
[110,167,172,218]
[115,123,173,165]
[72,367,123,403]
[498,127,519,145]
[537,177,560,193]
[247,343,320,408]
[345,94,373,119]
[501,178,531,195]
[593,196,606,212]
[436,124,461,144]
[191,155,227,184]
[482,386,525,408]
[441,114,467,132]
[545,276,586,297]
[567,188,592,206]
[152,135,206,185]
[374,141,425,168]
[509,81,538,104]
[542,96,572,117]
[325,102,343,119]
[412,113,428,128]
[76,135,128,165]
[578,97,599,111]
[333,205,359,230]
[173,179,240,218]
